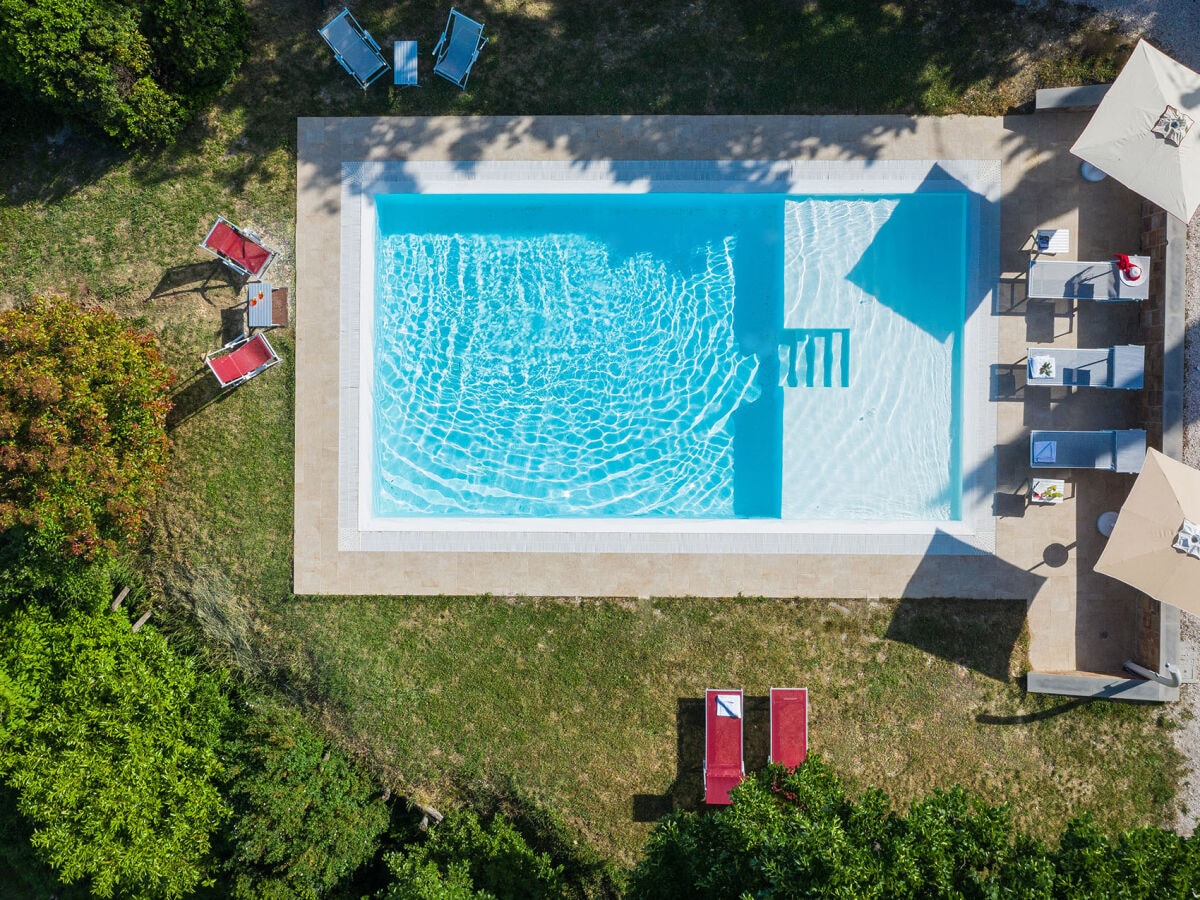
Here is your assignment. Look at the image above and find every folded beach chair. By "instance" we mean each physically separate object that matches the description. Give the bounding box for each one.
[201,216,277,278]
[1027,255,1150,301]
[704,689,744,805]
[1030,429,1147,474]
[432,8,487,88]
[769,688,808,769]
[1025,345,1144,389]
[205,333,281,389]
[319,8,390,89]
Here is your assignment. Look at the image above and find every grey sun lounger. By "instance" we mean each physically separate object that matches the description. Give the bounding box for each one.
[319,9,390,89]
[1026,345,1144,389]
[432,8,487,88]
[1030,429,1147,473]
[1027,255,1150,301]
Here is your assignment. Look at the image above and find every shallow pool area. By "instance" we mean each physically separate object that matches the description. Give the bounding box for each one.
[337,158,997,555]
[371,191,967,522]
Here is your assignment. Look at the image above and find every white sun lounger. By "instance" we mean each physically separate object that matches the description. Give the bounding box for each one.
[1027,255,1150,301]
[1030,429,1147,473]
[1026,345,1144,389]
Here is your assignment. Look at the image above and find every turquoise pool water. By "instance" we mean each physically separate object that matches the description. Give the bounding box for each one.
[372,192,967,520]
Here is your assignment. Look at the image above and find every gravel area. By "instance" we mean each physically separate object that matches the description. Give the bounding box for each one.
[1083,1,1200,71]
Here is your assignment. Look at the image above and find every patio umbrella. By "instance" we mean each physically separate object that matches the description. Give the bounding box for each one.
[1094,448,1200,616]
[1071,39,1200,223]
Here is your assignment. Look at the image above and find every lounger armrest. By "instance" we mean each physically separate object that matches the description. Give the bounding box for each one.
[432,30,448,57]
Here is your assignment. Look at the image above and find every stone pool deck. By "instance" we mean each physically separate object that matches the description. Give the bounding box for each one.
[295,115,1150,677]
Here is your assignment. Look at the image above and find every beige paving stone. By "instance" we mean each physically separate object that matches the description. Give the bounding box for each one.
[296,115,1152,676]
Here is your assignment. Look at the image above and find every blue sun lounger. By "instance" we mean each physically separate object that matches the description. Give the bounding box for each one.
[432,9,487,88]
[1030,429,1147,473]
[319,9,390,89]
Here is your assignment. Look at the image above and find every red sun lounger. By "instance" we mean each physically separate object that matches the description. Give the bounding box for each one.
[769,687,808,769]
[201,216,277,278]
[205,333,281,389]
[704,689,744,805]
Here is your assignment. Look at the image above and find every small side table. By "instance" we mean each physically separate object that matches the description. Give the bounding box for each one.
[394,41,418,85]
[247,281,273,329]
[1031,478,1066,504]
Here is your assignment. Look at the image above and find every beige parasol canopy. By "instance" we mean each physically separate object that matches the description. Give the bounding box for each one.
[1095,448,1200,615]
[1071,39,1200,223]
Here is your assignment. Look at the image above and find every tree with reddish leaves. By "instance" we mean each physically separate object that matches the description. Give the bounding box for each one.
[0,296,172,568]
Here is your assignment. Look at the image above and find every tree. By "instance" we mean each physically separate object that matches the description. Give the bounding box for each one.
[0,296,172,567]
[629,757,1200,899]
[220,699,391,899]
[0,604,231,899]
[0,0,247,146]
[380,810,568,900]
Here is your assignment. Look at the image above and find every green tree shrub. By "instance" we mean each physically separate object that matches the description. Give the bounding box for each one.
[0,604,230,898]
[381,810,567,900]
[629,757,1200,899]
[0,0,247,146]
[220,699,391,899]
[0,296,172,569]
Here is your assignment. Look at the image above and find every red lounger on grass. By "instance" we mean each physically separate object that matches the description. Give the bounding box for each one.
[201,216,277,277]
[769,687,808,769]
[704,689,744,805]
[205,333,281,389]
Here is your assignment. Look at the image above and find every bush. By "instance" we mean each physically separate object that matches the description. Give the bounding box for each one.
[629,757,1200,899]
[0,603,231,898]
[0,0,247,146]
[381,810,568,900]
[220,699,391,899]
[0,296,173,566]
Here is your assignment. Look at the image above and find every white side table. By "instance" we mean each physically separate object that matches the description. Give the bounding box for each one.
[1031,478,1066,504]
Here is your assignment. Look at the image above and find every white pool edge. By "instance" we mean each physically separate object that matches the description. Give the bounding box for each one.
[338,159,1000,555]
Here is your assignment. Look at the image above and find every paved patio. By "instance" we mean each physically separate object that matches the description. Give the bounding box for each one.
[295,115,1149,675]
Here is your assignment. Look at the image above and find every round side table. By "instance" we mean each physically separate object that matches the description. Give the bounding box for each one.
[1097,511,1119,537]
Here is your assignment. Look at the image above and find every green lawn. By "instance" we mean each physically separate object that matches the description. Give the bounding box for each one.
[0,0,1168,873]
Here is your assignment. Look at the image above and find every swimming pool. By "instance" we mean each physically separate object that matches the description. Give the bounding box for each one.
[372,191,965,521]
[341,159,998,555]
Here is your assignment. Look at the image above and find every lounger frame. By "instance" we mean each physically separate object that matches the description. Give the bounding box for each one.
[1027,256,1150,301]
[432,8,487,88]
[769,687,808,769]
[200,215,277,278]
[1025,345,1144,389]
[319,8,391,89]
[703,689,744,805]
[1030,429,1147,474]
[205,333,281,389]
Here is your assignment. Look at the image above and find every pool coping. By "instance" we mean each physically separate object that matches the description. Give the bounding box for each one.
[336,158,998,556]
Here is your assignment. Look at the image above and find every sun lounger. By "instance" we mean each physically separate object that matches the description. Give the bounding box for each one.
[769,688,808,769]
[1030,429,1147,473]
[205,333,281,389]
[319,8,390,89]
[1025,345,1144,389]
[432,8,487,88]
[1027,255,1150,301]
[201,216,276,278]
[704,689,744,805]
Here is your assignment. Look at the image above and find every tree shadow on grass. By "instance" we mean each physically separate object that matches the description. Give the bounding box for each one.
[885,598,1028,683]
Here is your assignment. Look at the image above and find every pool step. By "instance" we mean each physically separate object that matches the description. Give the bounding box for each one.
[778,328,850,388]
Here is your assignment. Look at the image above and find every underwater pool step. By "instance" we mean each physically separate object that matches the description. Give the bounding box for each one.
[778,328,850,388]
